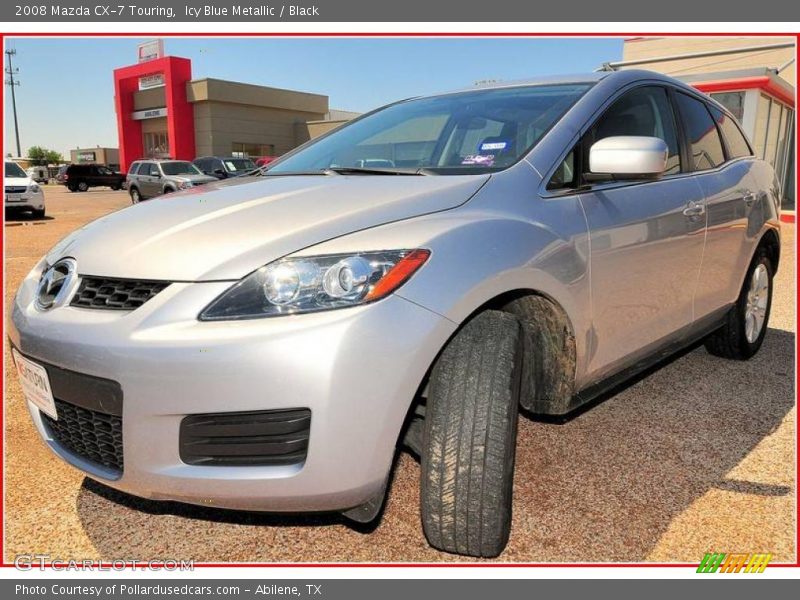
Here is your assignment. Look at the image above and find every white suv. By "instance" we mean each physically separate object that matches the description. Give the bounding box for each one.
[5,161,45,218]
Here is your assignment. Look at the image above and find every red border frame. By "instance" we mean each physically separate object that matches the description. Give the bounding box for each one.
[1,31,797,570]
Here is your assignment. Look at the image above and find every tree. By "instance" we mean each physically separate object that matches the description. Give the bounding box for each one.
[27,146,63,166]
[44,149,63,164]
[27,146,48,165]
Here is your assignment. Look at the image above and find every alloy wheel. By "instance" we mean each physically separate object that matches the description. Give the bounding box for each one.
[744,263,769,343]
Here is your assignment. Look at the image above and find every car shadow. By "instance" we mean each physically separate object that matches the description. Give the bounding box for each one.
[4,211,54,223]
[75,327,794,562]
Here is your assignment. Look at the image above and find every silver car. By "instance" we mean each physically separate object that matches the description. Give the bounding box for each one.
[126,159,217,203]
[10,70,781,558]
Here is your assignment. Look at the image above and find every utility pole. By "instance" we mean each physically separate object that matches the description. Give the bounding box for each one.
[5,48,21,157]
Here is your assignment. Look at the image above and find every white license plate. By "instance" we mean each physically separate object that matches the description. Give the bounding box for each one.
[5,194,24,203]
[12,349,57,420]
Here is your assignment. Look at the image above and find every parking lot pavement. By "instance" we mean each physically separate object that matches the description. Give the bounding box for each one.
[4,185,796,563]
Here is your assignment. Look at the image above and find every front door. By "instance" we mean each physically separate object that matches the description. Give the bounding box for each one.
[574,86,707,380]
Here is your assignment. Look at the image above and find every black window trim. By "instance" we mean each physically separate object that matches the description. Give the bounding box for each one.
[541,81,756,198]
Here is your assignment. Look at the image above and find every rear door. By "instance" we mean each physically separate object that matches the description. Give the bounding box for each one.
[137,162,158,197]
[94,165,112,187]
[677,93,760,320]
[565,85,707,380]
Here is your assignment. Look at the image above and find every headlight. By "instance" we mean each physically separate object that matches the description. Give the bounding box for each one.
[27,183,40,194]
[178,181,193,189]
[199,249,430,320]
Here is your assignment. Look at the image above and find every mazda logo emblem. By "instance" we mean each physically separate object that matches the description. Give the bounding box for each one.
[36,258,77,310]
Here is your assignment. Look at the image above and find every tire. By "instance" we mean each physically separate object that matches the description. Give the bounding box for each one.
[129,187,142,204]
[110,184,121,191]
[420,310,522,558]
[163,187,175,194]
[32,207,45,219]
[67,184,77,192]
[705,247,773,360]
[77,181,89,192]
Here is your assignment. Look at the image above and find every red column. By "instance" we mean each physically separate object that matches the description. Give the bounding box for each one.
[113,56,195,173]
[113,69,143,173]
[163,57,196,163]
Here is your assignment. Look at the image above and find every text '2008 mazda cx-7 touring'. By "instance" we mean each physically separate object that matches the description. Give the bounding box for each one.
[10,70,781,558]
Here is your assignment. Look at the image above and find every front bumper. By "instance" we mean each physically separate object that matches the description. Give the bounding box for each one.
[10,264,456,512]
[4,190,44,210]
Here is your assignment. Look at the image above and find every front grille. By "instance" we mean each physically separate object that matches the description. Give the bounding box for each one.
[5,186,26,194]
[70,276,169,310]
[42,399,124,473]
[14,348,125,475]
[180,408,311,466]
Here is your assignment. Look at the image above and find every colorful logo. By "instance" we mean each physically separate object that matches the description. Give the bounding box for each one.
[697,553,772,573]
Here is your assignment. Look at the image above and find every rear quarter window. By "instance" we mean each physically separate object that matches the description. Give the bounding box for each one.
[709,106,754,159]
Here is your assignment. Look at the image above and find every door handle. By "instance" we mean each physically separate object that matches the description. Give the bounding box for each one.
[743,191,757,206]
[683,202,705,217]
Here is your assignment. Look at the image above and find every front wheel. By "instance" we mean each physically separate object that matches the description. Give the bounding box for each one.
[110,184,121,191]
[420,310,522,558]
[77,181,89,192]
[129,187,142,204]
[705,247,773,360]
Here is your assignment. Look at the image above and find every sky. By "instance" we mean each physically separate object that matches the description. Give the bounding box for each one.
[4,37,623,159]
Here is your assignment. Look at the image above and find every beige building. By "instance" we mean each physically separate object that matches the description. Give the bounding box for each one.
[131,78,348,159]
[69,147,120,170]
[619,37,796,211]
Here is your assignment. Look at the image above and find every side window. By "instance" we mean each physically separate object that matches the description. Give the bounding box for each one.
[129,162,140,175]
[675,93,725,171]
[709,105,753,159]
[547,86,681,190]
[148,163,161,177]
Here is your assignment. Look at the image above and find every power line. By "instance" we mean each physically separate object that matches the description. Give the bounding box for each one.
[5,48,21,157]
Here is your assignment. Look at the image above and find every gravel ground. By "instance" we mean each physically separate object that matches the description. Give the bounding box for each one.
[4,185,795,563]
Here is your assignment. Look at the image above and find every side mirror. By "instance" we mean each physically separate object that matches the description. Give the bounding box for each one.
[214,169,226,177]
[588,136,668,181]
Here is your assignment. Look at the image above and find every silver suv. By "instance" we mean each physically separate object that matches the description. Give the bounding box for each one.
[126,159,217,203]
[11,70,781,558]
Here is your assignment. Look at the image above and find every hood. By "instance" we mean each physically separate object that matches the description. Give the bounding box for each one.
[47,174,489,281]
[5,176,32,187]
[177,174,218,184]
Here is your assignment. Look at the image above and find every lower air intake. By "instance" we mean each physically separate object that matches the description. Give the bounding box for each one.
[179,408,311,467]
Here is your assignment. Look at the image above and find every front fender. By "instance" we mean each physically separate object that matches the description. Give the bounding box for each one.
[301,199,593,387]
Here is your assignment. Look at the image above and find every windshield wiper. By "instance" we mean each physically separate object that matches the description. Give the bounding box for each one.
[259,169,338,177]
[326,166,433,176]
[258,166,435,177]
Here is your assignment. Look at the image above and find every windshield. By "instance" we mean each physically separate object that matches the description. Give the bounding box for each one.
[224,158,256,172]
[161,161,202,176]
[5,162,27,178]
[269,84,590,175]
